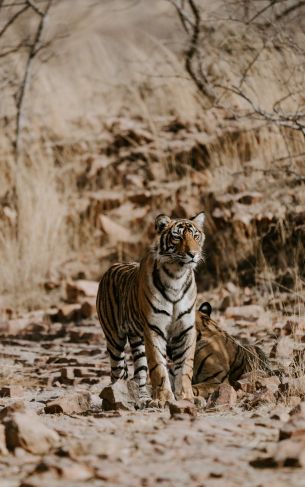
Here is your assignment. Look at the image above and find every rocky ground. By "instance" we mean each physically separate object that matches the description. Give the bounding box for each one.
[1,280,305,487]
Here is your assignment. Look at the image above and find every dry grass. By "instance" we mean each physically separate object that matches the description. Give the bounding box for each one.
[0,149,67,308]
[0,1,304,308]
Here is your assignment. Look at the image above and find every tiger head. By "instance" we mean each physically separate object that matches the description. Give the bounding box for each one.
[196,301,213,335]
[155,213,205,268]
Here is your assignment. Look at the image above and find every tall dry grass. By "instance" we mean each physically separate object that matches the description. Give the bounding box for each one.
[0,147,67,308]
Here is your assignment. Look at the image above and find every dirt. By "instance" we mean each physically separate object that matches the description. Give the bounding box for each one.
[1,285,305,487]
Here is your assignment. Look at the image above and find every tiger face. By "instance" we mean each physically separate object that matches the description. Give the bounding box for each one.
[155,213,205,267]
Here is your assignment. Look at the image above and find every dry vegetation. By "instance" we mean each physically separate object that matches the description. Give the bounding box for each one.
[0,0,304,308]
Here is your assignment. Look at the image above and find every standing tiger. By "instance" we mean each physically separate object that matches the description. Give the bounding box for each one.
[96,212,205,404]
[191,302,273,398]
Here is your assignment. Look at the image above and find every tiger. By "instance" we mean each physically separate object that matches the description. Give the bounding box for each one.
[191,302,274,398]
[96,212,205,405]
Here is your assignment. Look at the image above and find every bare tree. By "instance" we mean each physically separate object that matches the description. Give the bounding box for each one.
[169,0,216,102]
[169,0,305,139]
[0,0,53,161]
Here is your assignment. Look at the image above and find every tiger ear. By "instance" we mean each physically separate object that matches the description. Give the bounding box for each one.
[191,212,205,230]
[199,302,212,316]
[155,214,171,233]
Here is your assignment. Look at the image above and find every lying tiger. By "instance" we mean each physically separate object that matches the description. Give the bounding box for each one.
[191,302,273,398]
[97,212,205,404]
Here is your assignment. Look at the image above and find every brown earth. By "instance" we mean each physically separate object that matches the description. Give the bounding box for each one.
[1,282,305,487]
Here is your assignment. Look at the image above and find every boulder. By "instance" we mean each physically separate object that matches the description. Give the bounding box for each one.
[44,392,91,415]
[3,409,59,454]
[100,381,136,411]
[167,400,197,417]
[206,383,237,409]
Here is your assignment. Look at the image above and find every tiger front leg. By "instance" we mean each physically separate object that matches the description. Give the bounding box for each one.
[144,328,174,405]
[171,320,196,402]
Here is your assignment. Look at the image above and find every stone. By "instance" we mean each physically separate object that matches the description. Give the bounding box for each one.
[0,401,26,420]
[0,385,24,397]
[54,304,81,323]
[99,215,133,243]
[274,437,305,467]
[60,367,75,383]
[80,299,96,318]
[206,383,237,408]
[44,392,91,415]
[225,305,264,322]
[32,458,94,480]
[0,424,8,455]
[3,410,59,454]
[279,402,305,440]
[256,376,280,394]
[66,280,99,303]
[166,400,197,417]
[100,380,136,411]
[236,377,256,394]
[249,388,276,408]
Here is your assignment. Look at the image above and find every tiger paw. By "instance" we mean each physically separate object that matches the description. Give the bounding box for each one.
[175,389,194,403]
[153,387,175,404]
[146,398,165,409]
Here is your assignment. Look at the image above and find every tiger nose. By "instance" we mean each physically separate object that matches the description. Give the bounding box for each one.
[187,251,195,259]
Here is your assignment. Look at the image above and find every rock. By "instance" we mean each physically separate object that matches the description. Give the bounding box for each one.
[249,388,276,408]
[59,367,75,384]
[3,410,59,454]
[44,392,91,415]
[0,385,24,397]
[80,299,96,318]
[256,376,280,394]
[0,424,8,455]
[99,215,133,243]
[0,401,27,420]
[236,377,256,394]
[274,437,305,467]
[54,304,81,323]
[206,383,237,408]
[31,458,94,481]
[100,380,136,411]
[225,305,264,322]
[0,318,33,335]
[279,402,305,440]
[166,400,197,417]
[66,280,99,303]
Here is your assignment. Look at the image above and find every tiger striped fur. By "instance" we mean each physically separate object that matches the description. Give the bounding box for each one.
[96,212,205,404]
[191,302,273,398]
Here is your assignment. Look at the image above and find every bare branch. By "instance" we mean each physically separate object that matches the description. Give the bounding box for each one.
[169,0,215,102]
[26,0,44,16]
[220,84,305,136]
[15,0,53,159]
[168,0,193,34]
[0,4,29,38]
[238,42,266,88]
[246,0,280,24]
[275,0,305,21]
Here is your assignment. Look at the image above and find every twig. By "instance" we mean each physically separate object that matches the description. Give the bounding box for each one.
[238,42,266,88]
[15,0,53,160]
[0,4,29,38]
[26,0,44,16]
[246,0,279,24]
[275,0,305,21]
[169,0,215,102]
[168,0,193,34]
[222,84,305,136]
